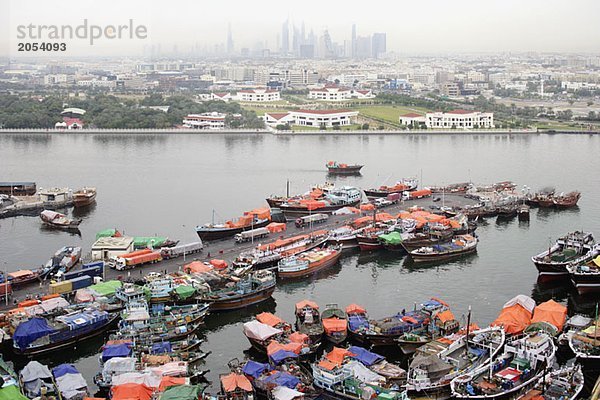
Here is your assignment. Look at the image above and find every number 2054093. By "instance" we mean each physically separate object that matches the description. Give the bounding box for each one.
[18,43,67,51]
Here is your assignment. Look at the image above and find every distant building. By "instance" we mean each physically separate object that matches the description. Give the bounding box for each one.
[299,44,315,59]
[355,36,372,59]
[211,92,233,102]
[183,112,227,129]
[399,113,426,126]
[308,86,374,101]
[425,110,494,129]
[371,33,386,59]
[235,88,281,102]
[265,109,359,128]
[441,82,461,97]
[57,107,85,129]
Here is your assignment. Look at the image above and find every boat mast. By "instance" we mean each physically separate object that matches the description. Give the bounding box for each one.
[465,305,471,355]
[286,179,290,198]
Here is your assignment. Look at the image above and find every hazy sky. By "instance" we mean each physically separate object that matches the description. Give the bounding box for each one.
[2,0,599,58]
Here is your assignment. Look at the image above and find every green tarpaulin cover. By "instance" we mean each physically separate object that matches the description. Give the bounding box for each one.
[89,280,122,297]
[379,231,402,245]
[175,285,196,300]
[134,236,168,249]
[0,385,28,400]
[160,385,202,400]
[96,228,118,240]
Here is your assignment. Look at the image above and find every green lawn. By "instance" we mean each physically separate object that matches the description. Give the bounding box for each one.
[354,105,430,124]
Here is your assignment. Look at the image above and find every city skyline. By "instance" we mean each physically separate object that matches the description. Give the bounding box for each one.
[2,0,600,59]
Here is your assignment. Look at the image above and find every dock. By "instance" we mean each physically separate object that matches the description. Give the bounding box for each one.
[0,193,477,311]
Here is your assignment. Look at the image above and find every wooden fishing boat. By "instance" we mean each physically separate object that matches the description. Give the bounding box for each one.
[243,358,319,399]
[219,370,255,400]
[73,187,96,207]
[326,161,364,175]
[397,308,460,355]
[400,229,453,253]
[201,270,276,311]
[532,231,597,280]
[39,210,81,230]
[407,326,505,399]
[409,234,478,263]
[553,191,581,208]
[364,178,418,197]
[19,361,61,399]
[279,187,362,218]
[451,332,556,399]
[12,309,119,356]
[568,316,600,368]
[196,208,271,241]
[7,269,40,287]
[295,300,324,348]
[516,364,584,400]
[348,345,407,385]
[567,255,600,295]
[518,204,530,221]
[496,205,518,221]
[277,247,341,279]
[321,304,348,345]
[328,226,359,250]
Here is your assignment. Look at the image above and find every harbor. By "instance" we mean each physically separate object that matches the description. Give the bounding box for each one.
[0,132,599,399]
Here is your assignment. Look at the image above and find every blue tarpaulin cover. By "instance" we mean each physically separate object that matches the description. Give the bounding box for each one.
[52,364,79,379]
[348,315,369,332]
[348,346,384,366]
[56,309,107,329]
[13,317,56,350]
[151,342,172,354]
[242,361,270,378]
[102,343,132,362]
[260,371,300,389]
[269,350,298,365]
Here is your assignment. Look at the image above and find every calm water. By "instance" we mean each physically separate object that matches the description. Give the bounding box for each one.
[1,132,599,393]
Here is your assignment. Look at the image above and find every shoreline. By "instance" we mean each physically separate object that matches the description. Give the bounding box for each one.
[0,128,598,135]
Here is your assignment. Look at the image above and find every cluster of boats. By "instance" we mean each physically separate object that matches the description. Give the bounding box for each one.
[531,230,600,294]
[217,293,592,400]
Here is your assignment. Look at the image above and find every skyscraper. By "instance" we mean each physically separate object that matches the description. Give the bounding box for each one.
[372,33,387,59]
[281,19,290,54]
[351,24,357,58]
[227,23,234,55]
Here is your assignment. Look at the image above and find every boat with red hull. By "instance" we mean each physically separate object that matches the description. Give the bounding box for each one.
[326,161,363,175]
[277,247,342,279]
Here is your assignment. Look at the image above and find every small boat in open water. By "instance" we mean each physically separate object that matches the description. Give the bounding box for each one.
[40,210,81,230]
[326,161,363,175]
[73,187,96,207]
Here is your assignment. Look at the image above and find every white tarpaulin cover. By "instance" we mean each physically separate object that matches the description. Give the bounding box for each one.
[243,320,282,341]
[41,297,70,312]
[272,386,305,400]
[150,361,188,377]
[503,294,536,313]
[344,360,385,385]
[56,373,87,399]
[110,372,161,388]
[20,361,53,398]
[102,357,136,375]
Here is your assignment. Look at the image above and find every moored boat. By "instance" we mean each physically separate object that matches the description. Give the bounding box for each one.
[196,208,271,241]
[409,234,478,263]
[568,316,600,367]
[364,178,418,197]
[397,308,460,355]
[295,300,324,348]
[72,187,96,207]
[531,231,597,280]
[400,229,453,253]
[277,247,341,279]
[326,161,364,175]
[321,304,348,345]
[516,364,584,400]
[517,204,530,221]
[19,361,60,399]
[40,210,81,230]
[200,270,276,311]
[451,332,556,399]
[7,270,40,287]
[279,187,362,219]
[567,255,600,295]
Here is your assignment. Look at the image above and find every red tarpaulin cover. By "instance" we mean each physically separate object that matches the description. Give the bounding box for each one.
[221,373,253,393]
[111,383,153,400]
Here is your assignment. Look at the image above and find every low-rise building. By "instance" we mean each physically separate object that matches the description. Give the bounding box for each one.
[211,92,233,102]
[399,113,427,126]
[91,236,134,261]
[183,112,227,129]
[265,109,359,128]
[235,88,280,102]
[425,110,494,129]
[308,86,375,101]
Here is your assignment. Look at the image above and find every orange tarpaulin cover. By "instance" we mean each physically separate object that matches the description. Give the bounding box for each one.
[458,323,481,335]
[396,212,411,219]
[295,300,319,311]
[221,373,253,393]
[256,312,284,327]
[318,359,339,371]
[266,222,286,233]
[267,340,303,356]
[325,347,355,365]
[183,261,213,274]
[360,203,375,211]
[322,318,348,333]
[209,259,227,269]
[345,207,361,214]
[346,304,366,314]
[288,332,309,343]
[111,383,153,400]
[491,304,532,334]
[531,299,567,331]
[436,310,455,323]
[8,270,34,278]
[159,376,186,392]
[309,189,324,199]
[431,297,449,307]
[245,208,271,220]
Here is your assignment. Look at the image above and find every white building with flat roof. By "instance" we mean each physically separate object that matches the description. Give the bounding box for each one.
[308,86,375,101]
[399,113,427,126]
[425,110,494,129]
[235,88,280,102]
[183,112,226,129]
[91,236,134,261]
[265,109,358,128]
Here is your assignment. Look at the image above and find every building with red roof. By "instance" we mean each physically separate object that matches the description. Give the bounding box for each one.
[235,88,280,102]
[264,109,359,128]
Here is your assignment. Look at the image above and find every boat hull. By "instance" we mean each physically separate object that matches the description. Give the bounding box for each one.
[327,166,363,175]
[205,285,276,311]
[280,200,361,219]
[278,251,341,279]
[73,192,97,207]
[410,246,477,263]
[357,236,382,251]
[196,218,270,241]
